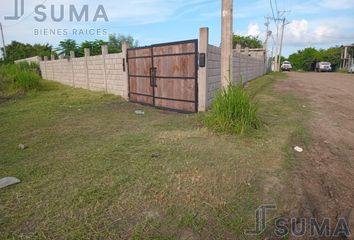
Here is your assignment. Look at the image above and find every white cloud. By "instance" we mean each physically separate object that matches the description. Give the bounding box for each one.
[287,20,308,39]
[313,25,336,41]
[283,17,354,46]
[247,24,261,37]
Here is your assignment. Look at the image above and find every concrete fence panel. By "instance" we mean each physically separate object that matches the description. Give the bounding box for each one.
[27,44,129,100]
[15,56,41,65]
[17,29,267,112]
[199,28,267,110]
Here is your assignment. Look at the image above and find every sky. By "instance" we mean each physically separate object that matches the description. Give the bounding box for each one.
[0,0,353,57]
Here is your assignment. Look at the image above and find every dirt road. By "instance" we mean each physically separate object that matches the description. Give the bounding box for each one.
[277,72,354,239]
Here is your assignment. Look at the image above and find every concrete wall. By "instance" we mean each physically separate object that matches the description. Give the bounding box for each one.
[15,56,41,64]
[199,27,267,111]
[206,45,222,108]
[16,29,266,112]
[38,44,129,99]
[240,49,265,59]
[233,49,266,84]
[203,44,266,109]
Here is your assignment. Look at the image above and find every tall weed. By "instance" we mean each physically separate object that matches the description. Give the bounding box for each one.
[204,83,261,135]
[0,62,41,96]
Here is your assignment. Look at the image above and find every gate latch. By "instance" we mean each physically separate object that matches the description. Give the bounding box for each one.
[150,67,157,87]
[199,53,206,68]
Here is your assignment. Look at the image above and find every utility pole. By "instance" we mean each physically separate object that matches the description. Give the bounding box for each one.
[269,8,289,72]
[264,17,272,72]
[278,18,289,70]
[0,22,6,59]
[264,17,271,51]
[220,0,233,88]
[274,21,280,72]
[277,18,286,72]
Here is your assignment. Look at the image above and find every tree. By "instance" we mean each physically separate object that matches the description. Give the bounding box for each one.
[54,35,139,57]
[288,46,342,71]
[78,40,107,56]
[232,35,263,49]
[108,34,138,53]
[1,41,53,63]
[288,48,317,71]
[56,39,78,57]
[316,47,341,70]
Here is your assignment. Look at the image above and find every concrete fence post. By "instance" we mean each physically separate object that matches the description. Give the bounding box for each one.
[245,48,249,82]
[43,56,48,80]
[70,51,75,87]
[84,48,90,90]
[245,47,249,56]
[101,45,108,93]
[122,41,130,100]
[198,27,209,112]
[235,44,241,53]
[59,55,64,60]
[50,54,55,80]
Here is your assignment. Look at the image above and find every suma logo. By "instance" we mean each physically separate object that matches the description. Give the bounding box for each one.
[4,0,109,22]
[4,0,24,20]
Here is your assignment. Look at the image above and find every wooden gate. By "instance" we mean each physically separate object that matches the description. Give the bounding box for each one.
[127,40,198,113]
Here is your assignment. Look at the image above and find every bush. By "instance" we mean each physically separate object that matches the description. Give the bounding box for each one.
[14,71,41,90]
[0,62,41,96]
[204,83,261,135]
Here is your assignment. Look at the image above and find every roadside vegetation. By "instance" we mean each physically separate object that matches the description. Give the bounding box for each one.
[232,35,263,49]
[0,62,41,98]
[287,46,342,71]
[204,83,261,135]
[0,72,308,239]
[0,42,53,63]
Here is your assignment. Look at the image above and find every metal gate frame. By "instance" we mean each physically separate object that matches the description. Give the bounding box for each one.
[127,39,199,113]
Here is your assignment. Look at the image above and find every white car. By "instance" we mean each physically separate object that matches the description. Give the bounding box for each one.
[315,62,332,72]
[348,64,354,73]
[281,61,292,71]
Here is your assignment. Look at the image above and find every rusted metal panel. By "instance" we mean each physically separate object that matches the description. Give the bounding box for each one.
[127,39,198,113]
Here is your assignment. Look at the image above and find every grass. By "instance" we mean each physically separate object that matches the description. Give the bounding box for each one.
[336,68,354,74]
[0,62,41,98]
[204,83,260,135]
[0,73,308,239]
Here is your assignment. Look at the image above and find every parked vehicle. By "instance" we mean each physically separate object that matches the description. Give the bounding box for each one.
[315,62,332,72]
[281,61,292,71]
[348,64,354,73]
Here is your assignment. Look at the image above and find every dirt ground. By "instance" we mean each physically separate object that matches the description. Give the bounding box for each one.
[277,72,354,239]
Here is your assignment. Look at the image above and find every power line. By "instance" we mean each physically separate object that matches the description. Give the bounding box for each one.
[269,0,277,25]
[274,0,279,15]
[268,0,292,72]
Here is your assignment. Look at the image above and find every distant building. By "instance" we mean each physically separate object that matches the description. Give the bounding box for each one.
[340,45,354,70]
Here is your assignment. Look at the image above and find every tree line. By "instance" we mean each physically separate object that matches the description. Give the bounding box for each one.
[1,34,264,64]
[0,34,138,63]
[6,34,344,72]
[287,47,343,71]
[56,35,138,57]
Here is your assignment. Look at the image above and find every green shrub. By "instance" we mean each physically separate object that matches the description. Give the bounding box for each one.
[204,83,261,135]
[0,62,41,96]
[14,71,41,90]
[18,62,41,74]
